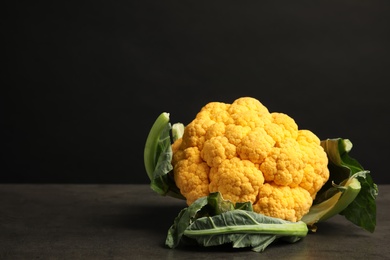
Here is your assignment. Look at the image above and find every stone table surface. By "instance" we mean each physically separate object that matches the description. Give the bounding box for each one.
[1,184,389,259]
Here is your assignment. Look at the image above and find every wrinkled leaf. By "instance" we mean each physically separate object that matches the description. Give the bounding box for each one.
[143,112,184,199]
[166,196,209,248]
[184,210,308,252]
[166,192,307,252]
[303,138,378,233]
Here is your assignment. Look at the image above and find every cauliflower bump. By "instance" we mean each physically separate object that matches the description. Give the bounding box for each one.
[171,97,329,222]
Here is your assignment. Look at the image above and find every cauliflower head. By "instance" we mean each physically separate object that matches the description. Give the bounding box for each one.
[171,97,329,222]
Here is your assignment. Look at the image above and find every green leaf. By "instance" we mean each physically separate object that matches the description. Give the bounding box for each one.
[166,192,307,252]
[235,201,254,212]
[144,112,170,181]
[150,120,173,195]
[302,138,378,233]
[340,172,378,233]
[206,192,235,215]
[301,176,361,229]
[165,196,209,248]
[166,192,237,249]
[184,210,308,252]
[143,112,184,199]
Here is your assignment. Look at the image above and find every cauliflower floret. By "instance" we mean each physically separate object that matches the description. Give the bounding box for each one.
[231,111,267,130]
[228,96,269,116]
[173,147,210,205]
[260,138,304,187]
[209,157,264,204]
[271,112,299,140]
[201,136,237,168]
[297,130,330,199]
[171,97,330,222]
[197,101,232,124]
[181,118,214,150]
[237,127,275,164]
[224,124,252,146]
[253,183,313,222]
[204,122,226,141]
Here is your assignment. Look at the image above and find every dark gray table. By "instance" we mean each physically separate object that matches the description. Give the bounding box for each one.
[1,184,389,259]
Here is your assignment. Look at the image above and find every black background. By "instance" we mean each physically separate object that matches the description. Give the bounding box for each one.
[2,1,389,184]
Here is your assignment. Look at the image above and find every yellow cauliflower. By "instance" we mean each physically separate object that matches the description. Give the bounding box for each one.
[172,97,329,222]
